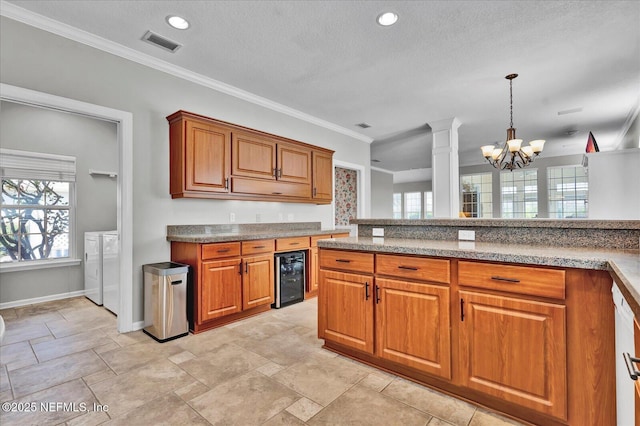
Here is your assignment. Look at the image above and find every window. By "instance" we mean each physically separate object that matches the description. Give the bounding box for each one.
[0,149,76,264]
[548,166,588,218]
[424,191,433,218]
[460,173,493,218]
[500,169,538,218]
[393,193,402,219]
[404,192,422,219]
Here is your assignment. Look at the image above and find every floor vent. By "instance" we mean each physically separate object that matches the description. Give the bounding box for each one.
[142,31,182,53]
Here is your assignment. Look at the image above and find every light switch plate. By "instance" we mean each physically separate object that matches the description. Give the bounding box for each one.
[458,230,475,241]
[372,228,385,237]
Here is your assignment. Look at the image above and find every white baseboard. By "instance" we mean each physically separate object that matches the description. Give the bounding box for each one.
[0,290,87,310]
[132,320,145,331]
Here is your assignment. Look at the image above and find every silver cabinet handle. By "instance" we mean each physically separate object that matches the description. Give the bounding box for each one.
[624,352,640,380]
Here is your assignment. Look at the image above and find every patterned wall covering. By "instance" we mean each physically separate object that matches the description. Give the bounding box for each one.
[334,167,358,226]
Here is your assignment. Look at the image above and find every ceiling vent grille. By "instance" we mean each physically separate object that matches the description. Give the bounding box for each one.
[142,31,182,53]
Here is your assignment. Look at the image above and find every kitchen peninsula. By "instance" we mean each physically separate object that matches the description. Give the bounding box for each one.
[317,219,640,426]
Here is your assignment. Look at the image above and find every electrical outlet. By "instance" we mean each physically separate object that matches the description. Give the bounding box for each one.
[278,213,284,222]
[256,213,262,222]
[458,230,475,241]
[287,213,294,221]
[372,227,385,237]
[229,212,236,223]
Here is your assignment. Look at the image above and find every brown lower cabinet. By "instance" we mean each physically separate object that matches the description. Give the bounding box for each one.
[308,233,350,295]
[318,248,616,426]
[172,241,274,333]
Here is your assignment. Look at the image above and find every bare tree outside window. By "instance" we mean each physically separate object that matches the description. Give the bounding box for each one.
[0,179,70,262]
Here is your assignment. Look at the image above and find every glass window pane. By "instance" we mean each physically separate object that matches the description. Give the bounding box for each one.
[424,192,433,218]
[45,182,70,206]
[49,233,70,258]
[1,179,20,205]
[1,178,73,263]
[393,193,402,219]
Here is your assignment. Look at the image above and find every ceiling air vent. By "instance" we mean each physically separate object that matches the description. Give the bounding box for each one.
[356,123,371,129]
[142,31,182,53]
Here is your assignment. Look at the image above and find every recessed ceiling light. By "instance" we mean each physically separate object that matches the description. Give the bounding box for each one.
[377,12,398,26]
[166,15,190,30]
[356,122,372,128]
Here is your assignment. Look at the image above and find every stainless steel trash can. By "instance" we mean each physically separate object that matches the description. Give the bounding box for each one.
[143,262,189,342]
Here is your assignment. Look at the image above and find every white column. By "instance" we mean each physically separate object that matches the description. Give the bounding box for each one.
[430,117,461,218]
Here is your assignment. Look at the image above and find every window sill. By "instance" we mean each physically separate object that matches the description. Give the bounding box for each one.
[0,258,82,273]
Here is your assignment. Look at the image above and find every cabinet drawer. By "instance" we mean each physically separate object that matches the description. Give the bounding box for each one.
[332,233,350,239]
[276,236,310,251]
[201,242,241,260]
[311,235,332,247]
[241,239,275,255]
[320,249,374,274]
[376,254,450,284]
[458,261,565,300]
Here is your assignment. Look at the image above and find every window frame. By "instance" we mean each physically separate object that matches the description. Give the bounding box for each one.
[0,149,79,271]
[547,165,589,219]
[500,169,539,219]
[460,173,493,218]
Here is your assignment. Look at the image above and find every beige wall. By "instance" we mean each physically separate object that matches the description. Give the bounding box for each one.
[0,17,371,314]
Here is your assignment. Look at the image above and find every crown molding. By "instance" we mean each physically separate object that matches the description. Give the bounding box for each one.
[0,1,373,144]
[370,166,394,174]
[614,96,640,150]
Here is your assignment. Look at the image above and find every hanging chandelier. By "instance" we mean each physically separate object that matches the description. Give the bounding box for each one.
[481,74,545,171]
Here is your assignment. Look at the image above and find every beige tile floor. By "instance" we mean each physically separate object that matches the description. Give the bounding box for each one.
[0,296,525,425]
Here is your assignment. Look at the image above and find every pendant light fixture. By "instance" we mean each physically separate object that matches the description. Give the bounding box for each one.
[481,74,545,171]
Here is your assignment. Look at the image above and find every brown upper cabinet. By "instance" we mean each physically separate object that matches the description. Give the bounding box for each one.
[312,150,333,201]
[167,110,333,204]
[169,116,231,196]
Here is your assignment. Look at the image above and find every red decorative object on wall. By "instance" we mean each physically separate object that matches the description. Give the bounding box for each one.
[586,131,600,153]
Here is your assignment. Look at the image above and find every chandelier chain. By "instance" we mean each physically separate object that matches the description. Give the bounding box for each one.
[509,78,513,129]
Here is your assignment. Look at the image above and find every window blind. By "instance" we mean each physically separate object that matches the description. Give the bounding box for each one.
[0,148,76,182]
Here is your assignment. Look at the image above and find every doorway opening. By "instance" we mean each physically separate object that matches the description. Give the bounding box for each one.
[333,160,365,230]
[0,83,134,333]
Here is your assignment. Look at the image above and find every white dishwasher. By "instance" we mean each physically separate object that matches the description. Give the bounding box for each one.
[612,282,635,426]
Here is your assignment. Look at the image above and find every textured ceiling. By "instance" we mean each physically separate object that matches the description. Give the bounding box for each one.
[4,0,640,172]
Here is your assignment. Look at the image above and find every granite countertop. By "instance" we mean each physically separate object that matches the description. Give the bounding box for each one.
[167,228,350,243]
[351,218,640,229]
[317,236,640,317]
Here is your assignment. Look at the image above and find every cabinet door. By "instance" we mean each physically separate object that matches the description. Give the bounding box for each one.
[200,258,242,322]
[278,143,311,185]
[376,278,451,379]
[319,270,373,353]
[309,247,318,292]
[312,151,333,201]
[459,291,567,420]
[232,131,277,180]
[242,255,274,310]
[185,120,231,193]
